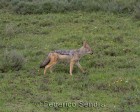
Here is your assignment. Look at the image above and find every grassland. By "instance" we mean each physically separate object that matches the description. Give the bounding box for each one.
[0,10,140,112]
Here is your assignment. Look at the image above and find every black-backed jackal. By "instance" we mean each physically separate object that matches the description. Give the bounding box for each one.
[40,41,93,75]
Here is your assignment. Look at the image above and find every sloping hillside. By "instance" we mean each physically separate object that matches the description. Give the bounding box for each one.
[0,10,140,112]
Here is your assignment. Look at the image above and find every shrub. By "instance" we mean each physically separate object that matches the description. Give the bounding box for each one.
[13,2,40,14]
[134,3,140,20]
[0,50,25,72]
[5,23,17,38]
[0,0,10,9]
[50,0,69,13]
[0,0,140,14]
[41,2,53,13]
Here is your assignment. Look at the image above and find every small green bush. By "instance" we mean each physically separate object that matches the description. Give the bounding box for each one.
[5,23,17,38]
[134,3,140,19]
[41,2,53,13]
[0,50,25,72]
[0,0,10,9]
[13,2,40,14]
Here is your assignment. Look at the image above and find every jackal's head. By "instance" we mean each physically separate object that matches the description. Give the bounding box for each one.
[81,41,93,55]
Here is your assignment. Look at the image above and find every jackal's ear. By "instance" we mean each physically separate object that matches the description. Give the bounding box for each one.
[83,41,87,47]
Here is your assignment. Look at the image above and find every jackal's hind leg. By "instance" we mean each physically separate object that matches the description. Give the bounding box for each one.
[44,62,57,75]
[44,54,58,75]
[70,60,75,76]
[44,66,48,75]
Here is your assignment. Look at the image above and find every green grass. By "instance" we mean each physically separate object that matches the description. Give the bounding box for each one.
[0,10,140,112]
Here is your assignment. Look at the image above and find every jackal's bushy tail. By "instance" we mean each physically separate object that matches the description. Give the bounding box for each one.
[40,56,50,68]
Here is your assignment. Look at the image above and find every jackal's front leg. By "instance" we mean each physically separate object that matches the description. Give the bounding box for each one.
[76,62,85,73]
[70,60,75,76]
